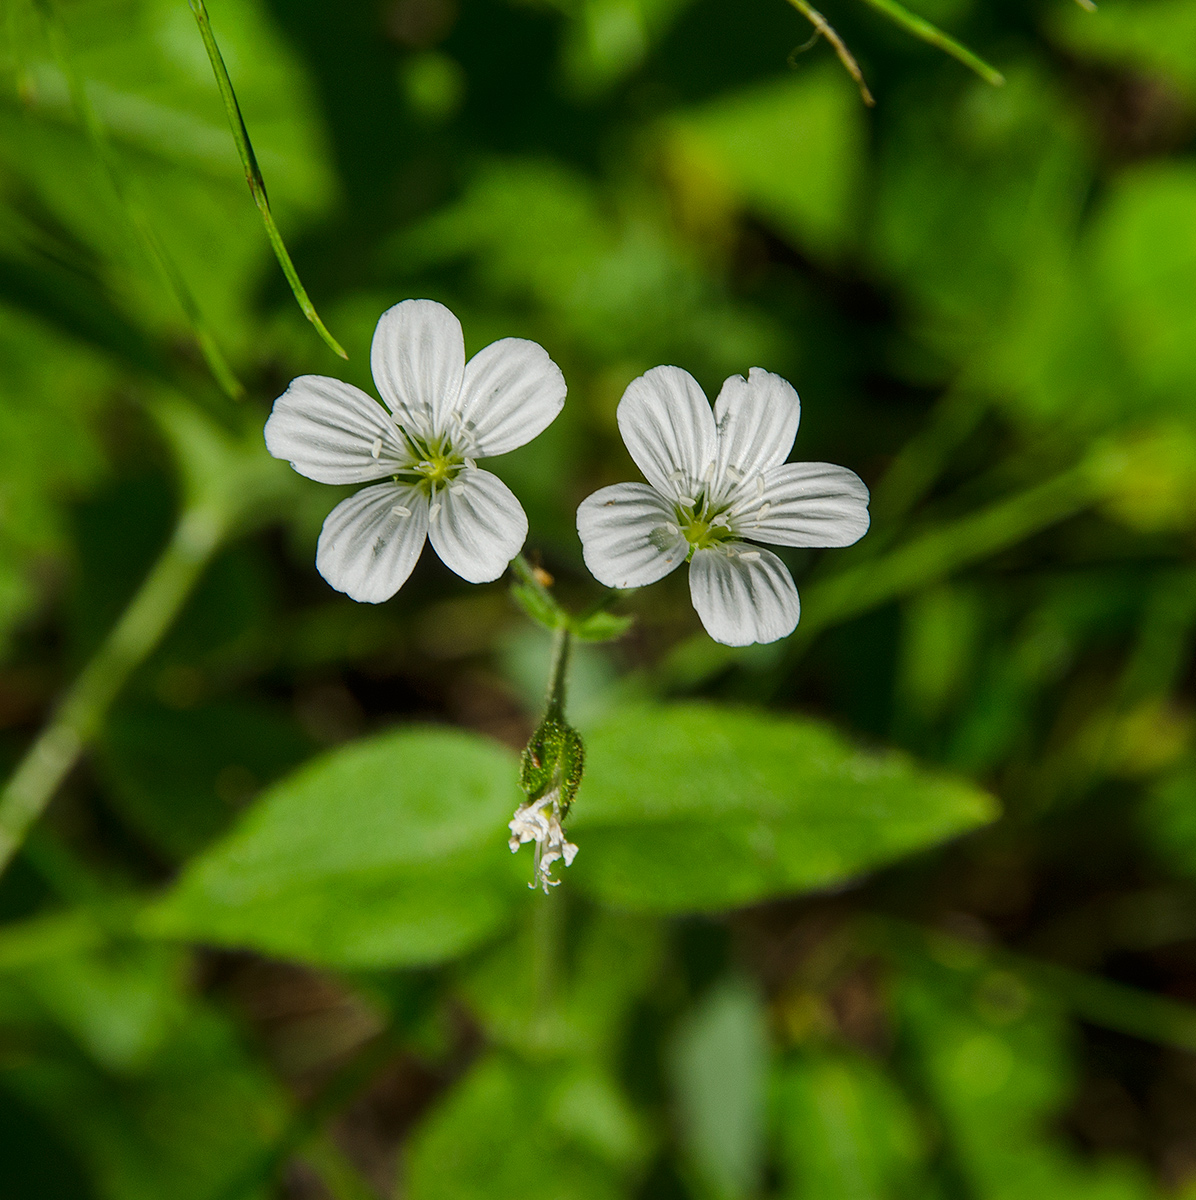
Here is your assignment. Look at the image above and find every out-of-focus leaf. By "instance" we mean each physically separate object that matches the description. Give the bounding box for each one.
[460,908,664,1064]
[665,64,865,259]
[774,1050,931,1200]
[143,727,527,967]
[1090,163,1196,402]
[1049,0,1196,100]
[96,698,313,859]
[390,160,783,376]
[894,936,1156,1200]
[1143,764,1196,878]
[2,1003,287,1200]
[406,1053,631,1200]
[12,940,185,1072]
[669,975,768,1200]
[572,610,634,643]
[568,704,997,912]
[0,1085,97,1200]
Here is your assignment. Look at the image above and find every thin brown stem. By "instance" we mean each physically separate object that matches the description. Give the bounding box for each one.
[786,0,875,106]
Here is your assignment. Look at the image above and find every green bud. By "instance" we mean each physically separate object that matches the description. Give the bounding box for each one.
[520,715,585,816]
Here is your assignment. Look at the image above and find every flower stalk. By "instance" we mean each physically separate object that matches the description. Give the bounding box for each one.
[0,504,226,876]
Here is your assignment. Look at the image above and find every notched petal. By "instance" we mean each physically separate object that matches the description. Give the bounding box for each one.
[370,299,466,437]
[689,545,800,646]
[428,467,528,583]
[316,482,429,603]
[456,337,566,457]
[264,376,403,484]
[577,483,687,589]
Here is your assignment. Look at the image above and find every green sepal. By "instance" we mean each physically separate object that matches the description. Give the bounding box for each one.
[510,581,565,631]
[572,610,634,643]
[520,716,585,816]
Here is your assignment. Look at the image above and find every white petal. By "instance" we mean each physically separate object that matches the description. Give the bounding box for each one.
[264,376,404,484]
[370,299,465,439]
[456,338,566,457]
[713,367,800,487]
[689,545,800,646]
[576,483,688,588]
[428,467,528,583]
[736,462,870,548]
[617,366,717,500]
[316,482,428,603]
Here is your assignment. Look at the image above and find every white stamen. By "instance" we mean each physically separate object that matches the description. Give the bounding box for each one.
[756,475,765,497]
[739,550,761,561]
[370,437,382,459]
[663,522,679,536]
[679,495,697,508]
[464,457,477,470]
[508,787,578,892]
[756,502,770,521]
[391,505,411,518]
[428,501,441,519]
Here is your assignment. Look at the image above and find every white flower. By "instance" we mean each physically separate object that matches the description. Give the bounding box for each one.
[576,365,869,646]
[508,787,578,892]
[265,299,566,602]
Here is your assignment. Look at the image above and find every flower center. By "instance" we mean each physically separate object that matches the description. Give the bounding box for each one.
[399,433,466,496]
[677,491,734,556]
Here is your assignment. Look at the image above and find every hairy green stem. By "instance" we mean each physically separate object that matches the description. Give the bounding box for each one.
[544,624,572,723]
[188,0,347,360]
[33,0,243,398]
[0,505,225,876]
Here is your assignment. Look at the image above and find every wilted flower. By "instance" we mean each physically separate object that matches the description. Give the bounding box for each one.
[577,365,869,646]
[508,787,578,892]
[265,299,566,602]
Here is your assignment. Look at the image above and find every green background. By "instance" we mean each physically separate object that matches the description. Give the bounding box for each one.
[3,0,1196,1196]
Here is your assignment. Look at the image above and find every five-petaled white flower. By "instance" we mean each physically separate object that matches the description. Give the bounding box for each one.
[576,365,869,646]
[265,299,566,602]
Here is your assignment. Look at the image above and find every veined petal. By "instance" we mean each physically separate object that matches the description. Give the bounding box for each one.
[734,462,870,548]
[576,483,688,589]
[264,376,404,484]
[456,338,566,457]
[316,482,429,603]
[617,366,717,501]
[713,367,800,489]
[370,299,465,439]
[428,467,528,583]
[689,545,800,647]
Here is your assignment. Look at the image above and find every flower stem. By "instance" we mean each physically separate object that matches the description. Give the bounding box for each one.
[543,623,572,723]
[0,505,226,876]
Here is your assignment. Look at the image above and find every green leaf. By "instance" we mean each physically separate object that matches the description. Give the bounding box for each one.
[665,65,866,259]
[143,726,527,968]
[572,609,634,643]
[569,704,997,912]
[406,1053,630,1200]
[774,1051,930,1200]
[670,976,768,1200]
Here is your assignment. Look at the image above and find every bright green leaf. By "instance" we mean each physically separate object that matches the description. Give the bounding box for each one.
[569,704,997,912]
[143,727,527,968]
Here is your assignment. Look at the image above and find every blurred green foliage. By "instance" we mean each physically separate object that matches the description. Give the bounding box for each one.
[3,0,1196,1197]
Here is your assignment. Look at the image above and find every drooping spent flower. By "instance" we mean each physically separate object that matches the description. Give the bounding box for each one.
[265,300,566,602]
[576,365,869,646]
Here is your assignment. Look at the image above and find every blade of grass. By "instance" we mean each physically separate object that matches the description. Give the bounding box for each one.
[856,0,1004,86]
[785,0,875,106]
[32,0,245,398]
[188,0,348,360]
